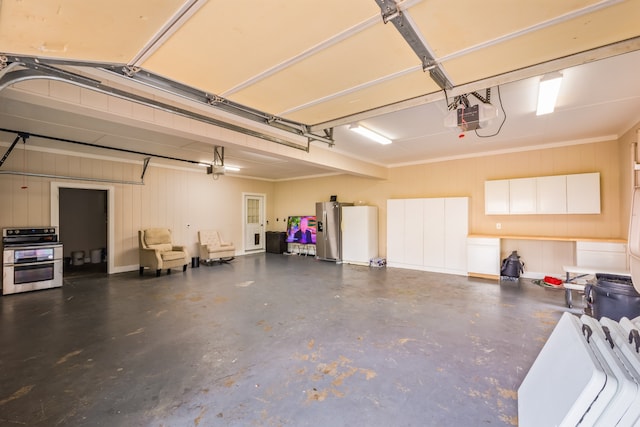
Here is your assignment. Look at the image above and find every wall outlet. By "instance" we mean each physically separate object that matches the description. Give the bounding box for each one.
[496,222,501,230]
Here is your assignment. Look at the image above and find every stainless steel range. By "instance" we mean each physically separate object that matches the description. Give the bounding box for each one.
[2,227,63,295]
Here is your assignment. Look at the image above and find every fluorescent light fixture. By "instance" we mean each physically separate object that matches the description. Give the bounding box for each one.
[224,165,240,172]
[536,72,563,116]
[197,162,211,167]
[349,124,392,145]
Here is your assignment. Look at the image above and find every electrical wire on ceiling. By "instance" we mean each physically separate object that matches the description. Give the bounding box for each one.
[474,86,506,138]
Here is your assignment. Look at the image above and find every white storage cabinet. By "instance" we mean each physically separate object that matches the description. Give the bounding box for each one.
[387,197,468,275]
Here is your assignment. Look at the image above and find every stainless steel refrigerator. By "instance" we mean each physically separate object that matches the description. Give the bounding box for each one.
[315,201,352,262]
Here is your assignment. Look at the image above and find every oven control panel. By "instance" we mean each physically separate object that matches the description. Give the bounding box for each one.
[2,227,59,246]
[3,227,57,237]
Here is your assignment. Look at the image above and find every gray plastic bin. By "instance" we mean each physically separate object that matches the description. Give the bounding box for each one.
[585,273,640,321]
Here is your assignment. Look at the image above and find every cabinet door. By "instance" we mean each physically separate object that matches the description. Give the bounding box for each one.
[386,200,404,264]
[537,175,567,214]
[404,199,424,266]
[485,180,509,214]
[445,197,469,272]
[510,178,537,214]
[467,237,500,276]
[567,173,600,214]
[423,198,445,268]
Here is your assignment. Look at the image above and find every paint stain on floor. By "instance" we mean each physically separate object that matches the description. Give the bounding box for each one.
[0,385,35,405]
[56,349,83,365]
[297,343,377,404]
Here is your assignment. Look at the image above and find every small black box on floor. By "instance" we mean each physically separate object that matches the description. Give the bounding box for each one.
[266,231,287,254]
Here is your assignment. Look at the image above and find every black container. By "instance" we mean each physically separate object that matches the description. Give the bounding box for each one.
[585,273,640,321]
[266,231,288,254]
[500,250,524,278]
[191,257,200,268]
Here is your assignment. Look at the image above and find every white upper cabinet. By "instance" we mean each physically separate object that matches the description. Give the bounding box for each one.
[485,180,509,214]
[485,173,600,215]
[509,178,537,214]
[567,173,601,214]
[537,175,567,214]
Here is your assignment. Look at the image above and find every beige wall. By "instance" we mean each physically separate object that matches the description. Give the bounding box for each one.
[0,148,274,271]
[274,135,640,261]
[3,122,639,274]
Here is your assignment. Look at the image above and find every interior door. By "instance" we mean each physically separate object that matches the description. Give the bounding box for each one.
[244,194,265,252]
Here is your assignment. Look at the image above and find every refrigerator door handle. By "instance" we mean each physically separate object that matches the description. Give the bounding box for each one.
[322,211,327,235]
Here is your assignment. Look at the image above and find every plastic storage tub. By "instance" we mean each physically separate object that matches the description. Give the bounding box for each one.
[586,273,640,321]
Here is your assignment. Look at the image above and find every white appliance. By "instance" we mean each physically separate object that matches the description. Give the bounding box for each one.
[341,205,378,266]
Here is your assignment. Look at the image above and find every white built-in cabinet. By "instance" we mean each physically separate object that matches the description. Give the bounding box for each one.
[341,206,378,266]
[485,172,600,215]
[387,197,468,275]
[536,175,567,214]
[576,241,627,271]
[567,173,601,214]
[509,178,537,214]
[467,237,501,277]
[484,180,510,214]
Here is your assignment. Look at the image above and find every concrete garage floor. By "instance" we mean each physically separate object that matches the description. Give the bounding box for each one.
[0,253,581,426]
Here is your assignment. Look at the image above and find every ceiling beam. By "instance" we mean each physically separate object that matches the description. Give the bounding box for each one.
[374,0,453,90]
[129,0,209,67]
[310,36,640,132]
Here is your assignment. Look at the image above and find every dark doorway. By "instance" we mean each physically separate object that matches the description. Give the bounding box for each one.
[59,188,108,278]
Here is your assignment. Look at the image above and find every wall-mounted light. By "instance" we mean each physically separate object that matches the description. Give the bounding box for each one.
[536,72,563,116]
[349,124,392,145]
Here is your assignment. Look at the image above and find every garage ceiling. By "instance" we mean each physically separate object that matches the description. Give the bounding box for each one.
[0,0,639,180]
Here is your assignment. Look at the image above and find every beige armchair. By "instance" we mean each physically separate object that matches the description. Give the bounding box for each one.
[198,230,235,264]
[139,228,190,276]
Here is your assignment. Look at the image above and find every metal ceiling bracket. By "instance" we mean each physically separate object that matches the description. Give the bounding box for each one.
[375,0,453,91]
[0,132,28,168]
[0,134,22,168]
[323,128,335,148]
[123,65,141,77]
[141,157,151,181]
[206,146,225,180]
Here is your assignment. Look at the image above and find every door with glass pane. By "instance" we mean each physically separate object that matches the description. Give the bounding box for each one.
[244,194,265,252]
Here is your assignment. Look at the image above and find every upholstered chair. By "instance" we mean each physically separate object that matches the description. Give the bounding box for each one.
[198,230,235,264]
[138,228,189,276]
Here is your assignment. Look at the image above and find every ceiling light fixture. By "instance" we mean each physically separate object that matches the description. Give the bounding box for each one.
[224,166,240,172]
[349,124,392,145]
[536,72,563,116]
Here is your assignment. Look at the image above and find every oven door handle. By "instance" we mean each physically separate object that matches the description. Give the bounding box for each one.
[6,260,60,268]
